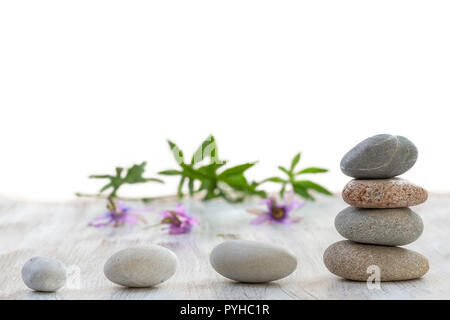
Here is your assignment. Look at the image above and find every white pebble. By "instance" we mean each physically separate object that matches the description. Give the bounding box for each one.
[104,246,178,287]
[22,257,67,292]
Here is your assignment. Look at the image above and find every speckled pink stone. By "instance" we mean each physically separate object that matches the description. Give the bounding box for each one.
[342,178,428,208]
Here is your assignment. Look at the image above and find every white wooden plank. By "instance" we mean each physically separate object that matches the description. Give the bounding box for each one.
[0,194,449,300]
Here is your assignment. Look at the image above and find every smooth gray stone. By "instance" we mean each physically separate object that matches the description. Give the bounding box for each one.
[21,257,67,292]
[323,240,429,281]
[104,246,178,288]
[335,207,424,246]
[340,134,418,178]
[210,240,297,283]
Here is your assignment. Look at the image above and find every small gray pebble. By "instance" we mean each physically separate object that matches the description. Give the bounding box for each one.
[22,257,67,292]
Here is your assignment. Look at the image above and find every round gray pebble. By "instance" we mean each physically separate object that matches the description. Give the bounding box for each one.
[22,257,67,292]
[335,206,424,246]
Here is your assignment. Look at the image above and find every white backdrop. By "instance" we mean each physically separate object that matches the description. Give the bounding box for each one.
[1,1,449,201]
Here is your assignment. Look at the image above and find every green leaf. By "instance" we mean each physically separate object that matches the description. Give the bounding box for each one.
[123,162,163,184]
[100,183,113,193]
[260,177,286,184]
[254,190,267,198]
[218,162,256,179]
[198,162,226,177]
[290,153,301,171]
[87,162,163,198]
[180,164,212,181]
[168,140,184,165]
[221,174,249,188]
[293,183,315,200]
[123,162,146,183]
[89,175,113,179]
[158,170,182,176]
[143,178,164,183]
[295,180,332,196]
[296,167,328,175]
[278,166,291,176]
[222,174,265,197]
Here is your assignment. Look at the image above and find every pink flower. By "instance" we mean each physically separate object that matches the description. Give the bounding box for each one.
[247,193,305,225]
[89,199,150,227]
[159,204,199,235]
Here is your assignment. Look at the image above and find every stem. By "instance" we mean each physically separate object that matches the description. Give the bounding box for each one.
[177,176,186,198]
[280,182,286,198]
[107,197,116,210]
[218,188,244,203]
[75,192,178,202]
[142,222,164,230]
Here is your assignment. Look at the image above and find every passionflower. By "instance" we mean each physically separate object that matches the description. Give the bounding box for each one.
[159,204,199,235]
[247,193,305,225]
[89,199,150,227]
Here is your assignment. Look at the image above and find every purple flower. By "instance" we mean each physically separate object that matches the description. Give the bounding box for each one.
[159,204,199,235]
[89,199,150,227]
[247,193,305,225]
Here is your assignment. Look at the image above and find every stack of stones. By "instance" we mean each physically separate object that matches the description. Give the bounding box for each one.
[324,134,430,281]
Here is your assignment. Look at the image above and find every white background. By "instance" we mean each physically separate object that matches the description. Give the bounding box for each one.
[1,1,449,201]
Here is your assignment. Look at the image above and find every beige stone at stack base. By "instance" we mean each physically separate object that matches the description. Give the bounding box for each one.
[323,240,429,281]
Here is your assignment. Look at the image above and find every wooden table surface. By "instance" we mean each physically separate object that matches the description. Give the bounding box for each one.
[0,193,449,300]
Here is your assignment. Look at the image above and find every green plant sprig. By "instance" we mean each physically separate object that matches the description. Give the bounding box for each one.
[76,161,163,200]
[76,137,332,203]
[159,135,266,203]
[257,153,331,200]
